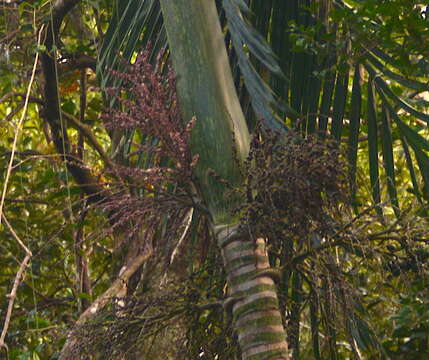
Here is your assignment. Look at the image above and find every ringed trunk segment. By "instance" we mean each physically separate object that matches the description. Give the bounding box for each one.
[217,225,290,360]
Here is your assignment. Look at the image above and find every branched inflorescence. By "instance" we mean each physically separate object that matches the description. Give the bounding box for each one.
[102,49,198,178]
[100,49,198,244]
[237,128,349,243]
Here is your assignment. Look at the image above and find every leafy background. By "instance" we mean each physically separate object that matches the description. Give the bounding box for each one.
[1,0,429,359]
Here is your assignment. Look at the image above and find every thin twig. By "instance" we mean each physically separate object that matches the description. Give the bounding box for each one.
[0,27,43,228]
[3,197,49,205]
[1,102,24,123]
[0,91,44,105]
[0,215,33,352]
[0,150,43,158]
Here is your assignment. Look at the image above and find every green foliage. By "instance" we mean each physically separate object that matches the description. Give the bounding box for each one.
[371,278,429,359]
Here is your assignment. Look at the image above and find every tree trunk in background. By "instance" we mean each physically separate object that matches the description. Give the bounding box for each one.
[159,1,289,358]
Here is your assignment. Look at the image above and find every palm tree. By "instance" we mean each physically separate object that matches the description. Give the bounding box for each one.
[50,0,428,358]
[141,1,427,359]
[157,1,289,359]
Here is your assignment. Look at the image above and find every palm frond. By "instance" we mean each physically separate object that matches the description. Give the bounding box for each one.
[97,0,163,94]
[222,0,293,130]
[380,106,399,215]
[367,77,382,214]
[347,65,362,205]
[97,0,165,162]
[331,65,350,140]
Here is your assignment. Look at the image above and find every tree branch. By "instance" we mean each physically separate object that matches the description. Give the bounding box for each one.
[60,111,116,172]
[59,246,153,360]
[0,215,32,353]
[0,92,44,105]
[40,0,107,204]
[58,54,97,73]
[3,197,49,205]
[1,92,114,173]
